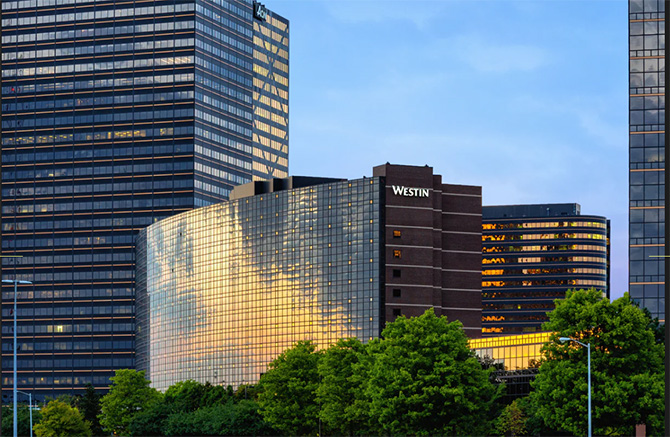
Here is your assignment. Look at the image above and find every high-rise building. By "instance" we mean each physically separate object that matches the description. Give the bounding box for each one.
[628,0,665,321]
[1,0,288,399]
[482,204,609,336]
[135,164,483,390]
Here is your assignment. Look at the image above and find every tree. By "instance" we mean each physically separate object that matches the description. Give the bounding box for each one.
[529,289,665,436]
[365,308,503,436]
[495,399,527,436]
[99,369,162,436]
[257,340,321,435]
[74,384,103,436]
[33,399,91,437]
[316,337,372,435]
[1,404,42,437]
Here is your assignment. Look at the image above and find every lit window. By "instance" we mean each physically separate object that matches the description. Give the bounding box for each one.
[393,230,401,238]
[393,250,402,258]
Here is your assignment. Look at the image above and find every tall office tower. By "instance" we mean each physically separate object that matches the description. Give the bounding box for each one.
[482,204,610,336]
[1,0,288,399]
[629,0,665,321]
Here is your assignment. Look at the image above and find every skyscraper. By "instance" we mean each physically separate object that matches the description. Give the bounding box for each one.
[628,0,665,322]
[1,0,288,399]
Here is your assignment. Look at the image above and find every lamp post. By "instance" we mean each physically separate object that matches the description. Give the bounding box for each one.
[2,279,32,437]
[559,337,591,437]
[16,390,32,437]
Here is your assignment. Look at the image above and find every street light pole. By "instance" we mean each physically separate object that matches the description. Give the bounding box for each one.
[2,279,32,437]
[16,391,32,437]
[559,337,591,437]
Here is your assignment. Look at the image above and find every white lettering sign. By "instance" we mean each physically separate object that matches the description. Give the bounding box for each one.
[391,185,430,198]
[253,2,268,21]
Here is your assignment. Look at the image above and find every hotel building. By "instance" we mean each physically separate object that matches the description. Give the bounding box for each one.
[135,164,483,390]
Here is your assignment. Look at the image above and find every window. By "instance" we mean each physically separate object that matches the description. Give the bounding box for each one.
[392,269,401,278]
[393,230,401,238]
[393,250,401,258]
[393,288,401,298]
[393,309,402,317]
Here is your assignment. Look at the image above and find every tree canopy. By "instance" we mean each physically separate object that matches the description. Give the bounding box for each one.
[257,340,322,436]
[99,369,162,436]
[365,308,502,436]
[33,399,91,437]
[529,289,665,436]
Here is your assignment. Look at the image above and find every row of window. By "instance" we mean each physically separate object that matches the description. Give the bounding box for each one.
[197,91,252,121]
[2,37,195,61]
[2,196,193,217]
[482,267,607,276]
[483,244,607,253]
[2,3,195,27]
[2,55,194,78]
[4,90,194,114]
[483,255,606,264]
[2,323,133,334]
[196,20,252,56]
[483,221,607,230]
[483,233,606,242]
[3,107,194,129]
[3,144,192,165]
[2,72,193,96]
[3,126,191,146]
[1,20,194,44]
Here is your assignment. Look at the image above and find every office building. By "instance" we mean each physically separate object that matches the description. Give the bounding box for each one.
[1,0,288,399]
[482,204,609,336]
[135,164,483,390]
[628,0,665,321]
[470,332,550,400]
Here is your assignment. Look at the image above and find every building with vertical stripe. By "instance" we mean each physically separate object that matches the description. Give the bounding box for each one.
[135,163,482,389]
[1,0,288,399]
[628,0,665,322]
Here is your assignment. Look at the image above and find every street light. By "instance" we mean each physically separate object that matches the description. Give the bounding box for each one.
[16,390,32,437]
[2,279,32,437]
[559,337,591,437]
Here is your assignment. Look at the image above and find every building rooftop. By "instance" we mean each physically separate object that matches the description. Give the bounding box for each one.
[483,203,581,219]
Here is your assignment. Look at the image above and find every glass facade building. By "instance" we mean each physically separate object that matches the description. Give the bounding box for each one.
[629,0,665,322]
[482,204,610,336]
[1,0,288,399]
[136,164,483,390]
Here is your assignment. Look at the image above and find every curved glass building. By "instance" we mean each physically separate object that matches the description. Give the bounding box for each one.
[482,204,610,336]
[136,164,483,390]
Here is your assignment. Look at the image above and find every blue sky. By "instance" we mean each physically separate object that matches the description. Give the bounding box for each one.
[272,0,629,299]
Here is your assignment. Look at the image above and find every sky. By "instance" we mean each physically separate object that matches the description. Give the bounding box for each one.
[271,0,629,299]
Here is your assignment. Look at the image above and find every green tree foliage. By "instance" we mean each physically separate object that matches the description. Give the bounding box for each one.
[99,369,161,436]
[257,340,322,435]
[73,384,103,436]
[1,404,42,437]
[365,308,503,436]
[33,399,91,437]
[495,399,527,436]
[529,289,665,436]
[316,337,372,435]
[127,379,273,436]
